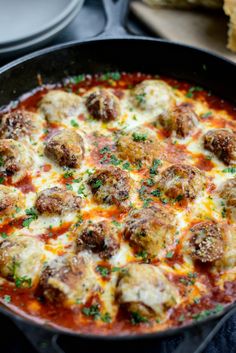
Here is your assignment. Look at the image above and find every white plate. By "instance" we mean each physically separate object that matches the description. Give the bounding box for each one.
[0,1,84,56]
[0,0,82,46]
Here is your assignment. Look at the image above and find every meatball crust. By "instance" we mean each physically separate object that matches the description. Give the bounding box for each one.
[76,221,119,259]
[132,79,175,112]
[35,187,81,215]
[0,185,23,216]
[124,206,176,257]
[39,90,82,123]
[0,110,44,140]
[116,263,179,318]
[0,236,43,286]
[159,104,199,138]
[44,130,84,168]
[117,130,159,167]
[156,164,205,201]
[189,221,224,263]
[88,167,130,207]
[85,88,120,121]
[0,139,32,182]
[219,177,236,221]
[39,253,98,304]
[204,129,236,165]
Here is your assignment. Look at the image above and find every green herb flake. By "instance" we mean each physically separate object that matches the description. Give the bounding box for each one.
[111,267,121,272]
[110,155,121,166]
[0,176,4,184]
[101,312,112,323]
[70,119,79,128]
[66,184,73,191]
[23,207,38,228]
[151,189,161,197]
[112,220,122,228]
[222,167,236,173]
[1,232,8,239]
[3,295,11,303]
[15,276,32,288]
[201,111,212,119]
[122,162,131,170]
[99,146,110,155]
[192,304,224,321]
[82,304,100,320]
[72,74,85,84]
[135,93,146,105]
[77,184,87,197]
[0,156,4,167]
[92,179,103,189]
[130,311,148,325]
[150,159,162,175]
[96,265,109,277]
[186,86,203,98]
[166,251,174,259]
[132,132,147,142]
[63,170,74,179]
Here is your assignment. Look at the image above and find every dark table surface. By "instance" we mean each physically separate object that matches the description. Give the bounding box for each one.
[0,1,236,352]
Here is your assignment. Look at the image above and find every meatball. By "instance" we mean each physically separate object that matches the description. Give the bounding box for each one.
[204,129,236,165]
[35,187,81,215]
[156,164,205,201]
[76,221,119,259]
[189,221,224,263]
[219,177,236,221]
[159,104,199,138]
[117,130,159,168]
[0,139,33,182]
[88,167,130,207]
[39,253,98,304]
[116,263,179,318]
[0,236,43,286]
[85,88,120,121]
[0,110,44,140]
[0,185,24,216]
[124,206,176,257]
[132,80,175,112]
[39,90,82,123]
[44,129,84,168]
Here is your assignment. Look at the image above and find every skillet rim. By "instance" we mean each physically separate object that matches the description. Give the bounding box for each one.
[0,36,236,339]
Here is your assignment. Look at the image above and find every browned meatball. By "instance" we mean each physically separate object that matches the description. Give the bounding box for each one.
[124,206,176,257]
[156,164,205,201]
[85,88,120,121]
[0,139,32,182]
[0,185,23,216]
[159,104,199,138]
[189,221,224,263]
[88,167,130,207]
[35,187,81,215]
[219,177,236,221]
[117,130,159,168]
[44,130,84,168]
[0,110,44,140]
[39,253,97,304]
[76,221,119,259]
[204,129,236,165]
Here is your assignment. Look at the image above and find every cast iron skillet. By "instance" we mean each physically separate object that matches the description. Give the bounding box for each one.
[0,1,236,352]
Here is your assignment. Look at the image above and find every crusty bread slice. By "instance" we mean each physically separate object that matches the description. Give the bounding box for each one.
[144,0,223,9]
[224,0,236,51]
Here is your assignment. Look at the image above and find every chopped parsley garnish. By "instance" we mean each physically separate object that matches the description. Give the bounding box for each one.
[111,267,121,272]
[0,176,4,184]
[178,314,185,322]
[63,169,74,178]
[110,155,122,166]
[166,251,174,259]
[130,311,148,325]
[70,119,79,127]
[77,184,87,197]
[136,250,148,260]
[1,232,8,239]
[3,295,11,303]
[122,162,132,170]
[96,265,110,277]
[100,72,121,81]
[193,297,200,304]
[112,220,122,228]
[185,86,203,98]
[135,93,146,105]
[222,167,236,173]
[0,156,4,167]
[23,207,38,227]
[201,111,212,119]
[150,159,162,176]
[192,304,224,321]
[82,304,100,320]
[92,179,103,189]
[71,74,85,84]
[66,184,73,190]
[15,276,32,288]
[99,146,110,155]
[101,312,112,323]
[75,215,83,226]
[132,132,147,142]
[175,194,184,202]
[146,178,155,186]
[151,189,161,197]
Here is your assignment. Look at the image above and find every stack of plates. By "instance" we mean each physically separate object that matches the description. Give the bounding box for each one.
[0,0,84,57]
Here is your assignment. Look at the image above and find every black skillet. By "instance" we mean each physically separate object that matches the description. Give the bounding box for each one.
[0,1,236,352]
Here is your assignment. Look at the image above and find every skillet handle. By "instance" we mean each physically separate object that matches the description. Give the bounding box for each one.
[100,0,130,38]
[173,306,236,353]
